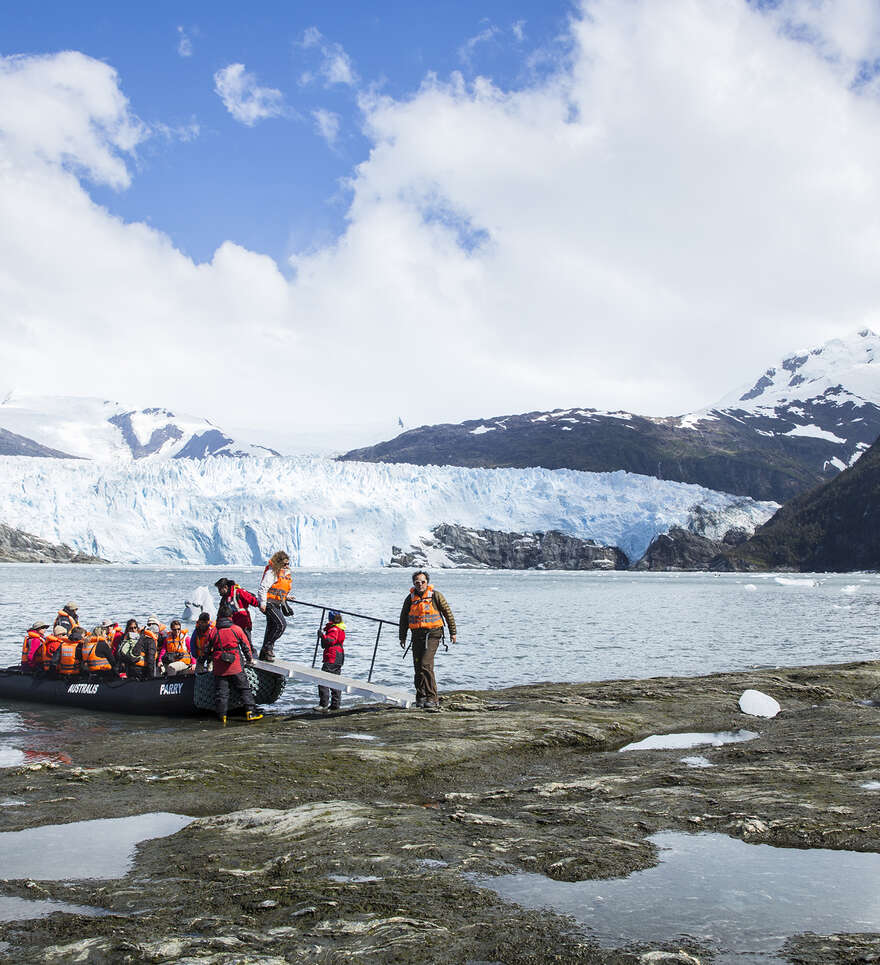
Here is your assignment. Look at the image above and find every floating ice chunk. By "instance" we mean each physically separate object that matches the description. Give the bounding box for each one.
[620,730,759,752]
[739,689,781,718]
[841,585,859,594]
[861,781,880,790]
[743,584,757,592]
[183,585,215,622]
[774,577,817,587]
[680,756,714,768]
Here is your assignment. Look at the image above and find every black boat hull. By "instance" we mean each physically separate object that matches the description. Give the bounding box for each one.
[0,667,286,716]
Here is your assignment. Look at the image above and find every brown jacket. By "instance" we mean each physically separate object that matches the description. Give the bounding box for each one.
[399,587,456,641]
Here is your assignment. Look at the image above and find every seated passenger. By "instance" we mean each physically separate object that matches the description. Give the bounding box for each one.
[103,620,121,654]
[50,627,83,677]
[116,619,147,679]
[81,626,116,678]
[137,616,164,679]
[53,602,79,634]
[21,620,50,673]
[160,619,193,676]
[42,625,67,671]
[190,613,217,672]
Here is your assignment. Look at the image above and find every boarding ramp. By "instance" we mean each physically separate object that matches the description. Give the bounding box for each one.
[250,658,412,708]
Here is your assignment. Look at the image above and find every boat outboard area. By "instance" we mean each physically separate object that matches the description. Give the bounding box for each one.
[2,583,411,718]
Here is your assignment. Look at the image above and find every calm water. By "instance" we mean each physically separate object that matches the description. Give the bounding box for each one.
[475,831,880,964]
[1,566,877,715]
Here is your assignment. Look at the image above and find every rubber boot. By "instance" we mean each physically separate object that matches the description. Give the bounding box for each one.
[259,648,274,663]
[219,715,227,726]
[245,710,264,723]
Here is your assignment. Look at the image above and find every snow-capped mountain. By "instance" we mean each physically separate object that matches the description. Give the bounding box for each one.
[696,328,880,469]
[0,394,279,461]
[343,330,880,504]
[0,455,776,565]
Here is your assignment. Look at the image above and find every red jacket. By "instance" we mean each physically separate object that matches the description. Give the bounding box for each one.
[211,622,252,676]
[223,584,260,633]
[320,622,345,668]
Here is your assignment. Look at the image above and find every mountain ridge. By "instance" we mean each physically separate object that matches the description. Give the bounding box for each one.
[342,330,880,504]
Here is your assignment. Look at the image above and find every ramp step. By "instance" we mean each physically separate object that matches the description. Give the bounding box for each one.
[250,659,412,707]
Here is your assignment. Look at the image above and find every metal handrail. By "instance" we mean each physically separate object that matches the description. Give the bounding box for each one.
[292,598,397,683]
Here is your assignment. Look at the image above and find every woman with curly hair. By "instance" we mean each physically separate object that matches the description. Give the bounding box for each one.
[258,550,292,661]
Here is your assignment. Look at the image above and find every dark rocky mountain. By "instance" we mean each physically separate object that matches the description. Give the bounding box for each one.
[344,331,880,504]
[633,526,748,571]
[0,523,107,563]
[717,433,880,572]
[0,427,76,458]
[391,523,629,570]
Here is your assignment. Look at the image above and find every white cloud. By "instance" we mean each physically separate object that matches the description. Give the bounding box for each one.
[213,63,284,126]
[176,26,193,58]
[0,52,145,189]
[298,27,358,87]
[6,3,880,450]
[512,20,526,43]
[312,108,340,145]
[458,23,501,65]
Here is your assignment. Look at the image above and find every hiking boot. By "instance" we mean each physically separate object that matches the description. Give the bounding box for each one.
[414,697,425,709]
[245,710,263,723]
[258,649,274,662]
[313,705,329,714]
[424,701,440,713]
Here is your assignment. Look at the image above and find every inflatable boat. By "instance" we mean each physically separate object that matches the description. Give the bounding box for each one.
[0,665,286,716]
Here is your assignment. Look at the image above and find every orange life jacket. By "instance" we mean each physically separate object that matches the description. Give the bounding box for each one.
[408,585,444,631]
[191,622,216,659]
[264,564,292,603]
[21,631,45,669]
[164,629,193,665]
[56,639,81,676]
[42,635,63,671]
[81,638,112,673]
[55,609,78,631]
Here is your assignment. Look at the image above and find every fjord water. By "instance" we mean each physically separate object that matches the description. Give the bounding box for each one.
[0,566,876,716]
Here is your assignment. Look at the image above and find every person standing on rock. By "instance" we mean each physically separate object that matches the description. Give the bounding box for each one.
[258,551,292,662]
[399,571,457,711]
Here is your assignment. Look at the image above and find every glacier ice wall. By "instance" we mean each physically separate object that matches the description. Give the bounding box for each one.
[0,456,778,566]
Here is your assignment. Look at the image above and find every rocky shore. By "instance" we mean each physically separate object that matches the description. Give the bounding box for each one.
[1,661,879,963]
[0,523,107,564]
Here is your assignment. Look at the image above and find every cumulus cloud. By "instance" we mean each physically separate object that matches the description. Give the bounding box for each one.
[298,27,358,87]
[0,52,145,189]
[214,63,284,125]
[312,108,340,145]
[5,2,880,449]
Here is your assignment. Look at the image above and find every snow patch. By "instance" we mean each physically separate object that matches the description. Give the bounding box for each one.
[469,426,496,435]
[738,689,780,719]
[784,425,846,444]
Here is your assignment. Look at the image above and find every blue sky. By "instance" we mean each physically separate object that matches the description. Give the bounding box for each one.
[3,0,880,453]
[5,1,575,267]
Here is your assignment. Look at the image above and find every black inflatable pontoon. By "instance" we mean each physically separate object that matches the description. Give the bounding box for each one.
[0,666,286,716]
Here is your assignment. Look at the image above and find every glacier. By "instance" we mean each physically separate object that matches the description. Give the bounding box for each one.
[0,456,778,567]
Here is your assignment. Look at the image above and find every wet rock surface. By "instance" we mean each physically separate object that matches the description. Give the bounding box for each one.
[1,660,879,962]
